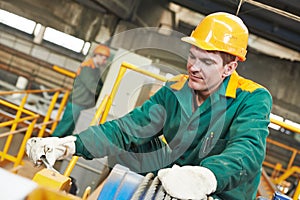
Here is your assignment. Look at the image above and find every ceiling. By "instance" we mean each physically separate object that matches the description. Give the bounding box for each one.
[171,0,300,53]
[0,0,299,54]
[72,0,300,54]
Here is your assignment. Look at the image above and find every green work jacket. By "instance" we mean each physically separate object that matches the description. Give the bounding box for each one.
[75,71,272,200]
[71,58,103,108]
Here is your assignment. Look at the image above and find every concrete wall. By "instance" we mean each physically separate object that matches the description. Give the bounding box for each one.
[0,0,113,41]
[237,51,300,123]
[0,32,76,90]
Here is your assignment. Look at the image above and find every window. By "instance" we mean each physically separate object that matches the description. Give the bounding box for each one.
[43,27,85,53]
[0,9,91,55]
[0,9,36,34]
[82,42,91,55]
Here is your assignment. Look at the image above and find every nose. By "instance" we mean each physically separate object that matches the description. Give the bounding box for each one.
[190,59,203,71]
[103,58,108,64]
[103,56,108,62]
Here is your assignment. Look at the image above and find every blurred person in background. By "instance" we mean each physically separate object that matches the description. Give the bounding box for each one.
[51,44,110,137]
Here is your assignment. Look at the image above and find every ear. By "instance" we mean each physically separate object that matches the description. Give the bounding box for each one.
[222,61,238,78]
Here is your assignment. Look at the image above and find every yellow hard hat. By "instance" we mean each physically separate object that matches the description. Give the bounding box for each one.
[181,12,248,61]
[93,44,110,57]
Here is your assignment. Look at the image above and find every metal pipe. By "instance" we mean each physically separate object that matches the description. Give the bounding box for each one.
[0,115,38,128]
[0,99,36,116]
[52,65,76,78]
[64,157,104,174]
[0,152,17,163]
[63,156,79,177]
[287,150,297,169]
[0,88,66,95]
[100,66,127,124]
[0,118,37,167]
[270,118,300,134]
[38,91,59,137]
[0,126,30,138]
[122,61,168,82]
[266,138,300,153]
[91,95,109,126]
[245,0,300,22]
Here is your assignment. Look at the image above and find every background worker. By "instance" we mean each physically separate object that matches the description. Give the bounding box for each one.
[26,12,272,199]
[51,44,110,137]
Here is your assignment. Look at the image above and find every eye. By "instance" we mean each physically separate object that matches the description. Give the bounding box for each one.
[201,59,216,66]
[188,52,196,60]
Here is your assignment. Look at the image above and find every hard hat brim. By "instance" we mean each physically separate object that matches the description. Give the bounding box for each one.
[181,36,216,51]
[181,36,246,61]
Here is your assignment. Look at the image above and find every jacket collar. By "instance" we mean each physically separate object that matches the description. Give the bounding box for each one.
[225,71,239,99]
[167,71,239,116]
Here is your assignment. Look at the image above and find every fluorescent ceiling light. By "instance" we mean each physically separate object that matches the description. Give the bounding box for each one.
[270,113,284,121]
[82,42,91,55]
[0,9,36,34]
[44,27,84,53]
[268,123,281,131]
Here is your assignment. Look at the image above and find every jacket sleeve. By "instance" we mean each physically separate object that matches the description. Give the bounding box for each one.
[200,88,272,192]
[74,86,169,159]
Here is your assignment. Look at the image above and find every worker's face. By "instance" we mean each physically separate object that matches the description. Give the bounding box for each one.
[93,54,109,67]
[187,46,236,94]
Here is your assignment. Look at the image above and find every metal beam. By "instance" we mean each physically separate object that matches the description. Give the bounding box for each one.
[171,0,300,52]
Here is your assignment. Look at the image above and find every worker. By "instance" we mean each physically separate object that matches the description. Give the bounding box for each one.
[51,44,110,137]
[26,12,272,199]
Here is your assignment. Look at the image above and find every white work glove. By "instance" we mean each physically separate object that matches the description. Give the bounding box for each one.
[26,136,76,167]
[158,165,217,200]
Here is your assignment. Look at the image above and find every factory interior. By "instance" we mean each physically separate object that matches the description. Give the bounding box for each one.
[0,0,299,199]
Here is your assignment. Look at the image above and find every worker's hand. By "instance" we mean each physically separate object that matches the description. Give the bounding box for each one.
[26,136,76,167]
[158,164,217,200]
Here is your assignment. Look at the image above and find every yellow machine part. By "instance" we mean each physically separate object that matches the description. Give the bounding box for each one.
[32,168,71,192]
[27,187,82,200]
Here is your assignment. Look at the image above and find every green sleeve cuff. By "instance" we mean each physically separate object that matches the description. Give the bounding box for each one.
[74,134,94,160]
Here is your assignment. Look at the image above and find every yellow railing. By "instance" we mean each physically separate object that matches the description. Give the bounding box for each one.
[270,118,300,136]
[272,166,300,199]
[0,95,39,168]
[264,138,300,171]
[0,88,70,137]
[263,137,300,199]
[0,88,70,168]
[261,110,300,199]
[53,65,76,79]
